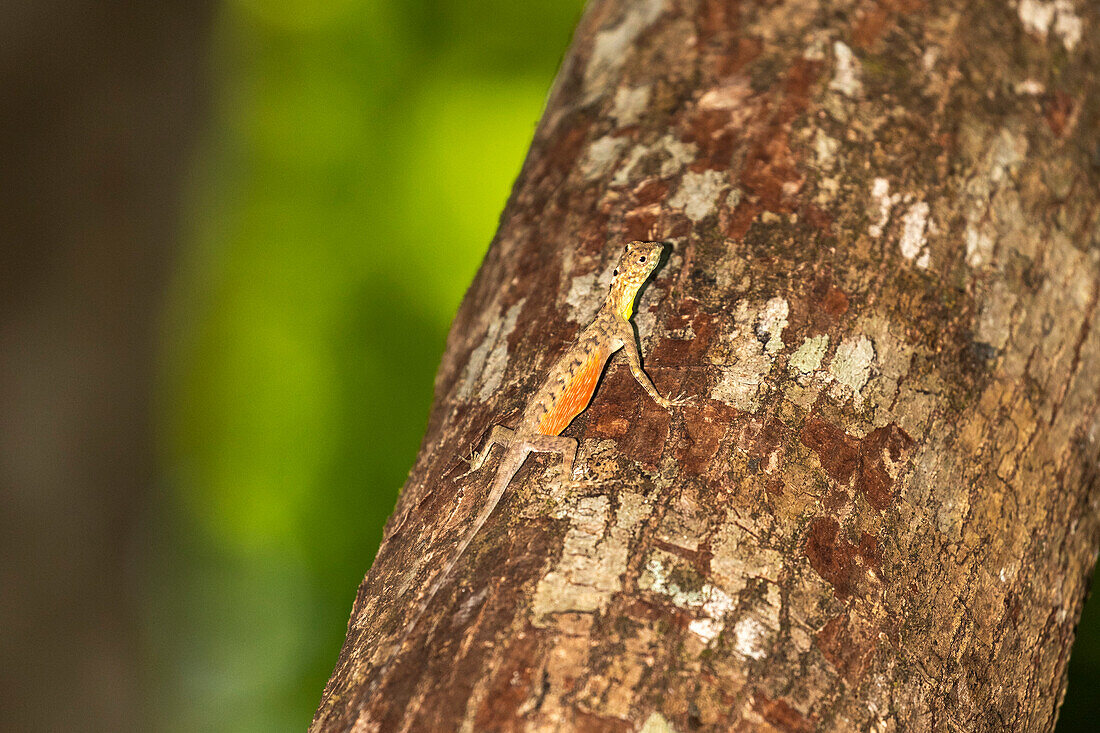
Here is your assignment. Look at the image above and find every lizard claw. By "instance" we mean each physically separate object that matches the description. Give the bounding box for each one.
[662,390,694,408]
[454,450,479,481]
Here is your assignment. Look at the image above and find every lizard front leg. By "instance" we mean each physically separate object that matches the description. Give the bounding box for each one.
[521,434,579,482]
[619,321,689,409]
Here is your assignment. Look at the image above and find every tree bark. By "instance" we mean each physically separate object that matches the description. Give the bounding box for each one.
[313,0,1100,730]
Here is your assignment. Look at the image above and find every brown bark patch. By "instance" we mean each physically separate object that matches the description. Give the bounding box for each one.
[881,0,925,12]
[715,36,764,77]
[687,109,742,170]
[1044,90,1077,138]
[632,178,670,206]
[677,400,739,475]
[735,59,819,213]
[726,198,764,239]
[653,538,713,572]
[472,632,541,731]
[573,710,633,733]
[577,214,613,257]
[585,371,672,467]
[856,423,914,511]
[741,414,793,460]
[852,6,891,50]
[536,114,591,183]
[623,205,663,240]
[803,517,880,597]
[808,275,850,329]
[815,611,879,683]
[652,298,719,365]
[802,416,914,511]
[800,202,834,234]
[820,286,849,319]
[695,0,740,44]
[800,416,860,484]
[752,690,815,733]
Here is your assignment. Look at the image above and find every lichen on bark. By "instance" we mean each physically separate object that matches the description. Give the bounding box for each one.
[313,1,1100,731]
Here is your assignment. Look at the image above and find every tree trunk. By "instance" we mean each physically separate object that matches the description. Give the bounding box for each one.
[313,0,1100,730]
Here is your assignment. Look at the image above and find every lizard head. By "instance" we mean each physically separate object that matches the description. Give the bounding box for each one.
[607,240,666,319]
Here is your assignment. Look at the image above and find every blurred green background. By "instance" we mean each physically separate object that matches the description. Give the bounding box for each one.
[150,0,586,730]
[1,1,1095,731]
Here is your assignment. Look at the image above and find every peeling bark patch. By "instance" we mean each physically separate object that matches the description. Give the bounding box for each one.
[828,334,875,402]
[531,492,651,621]
[899,201,931,268]
[698,77,753,112]
[612,84,651,126]
[828,41,863,97]
[581,137,629,180]
[638,551,735,643]
[803,518,879,597]
[584,0,666,98]
[789,335,829,374]
[709,300,788,411]
[612,134,697,186]
[458,299,526,401]
[565,269,602,323]
[1017,0,1082,51]
[812,128,839,169]
[756,297,790,354]
[868,177,898,238]
[711,352,771,412]
[710,513,785,602]
[976,281,1017,350]
[963,127,1029,268]
[640,712,678,733]
[668,169,728,221]
[732,615,769,659]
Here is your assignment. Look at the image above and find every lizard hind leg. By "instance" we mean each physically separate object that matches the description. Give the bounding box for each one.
[521,434,579,483]
[457,424,515,480]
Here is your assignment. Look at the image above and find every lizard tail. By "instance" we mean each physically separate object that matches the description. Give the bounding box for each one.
[370,446,522,685]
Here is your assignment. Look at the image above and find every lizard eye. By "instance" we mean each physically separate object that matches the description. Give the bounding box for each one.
[613,269,619,276]
[639,256,646,263]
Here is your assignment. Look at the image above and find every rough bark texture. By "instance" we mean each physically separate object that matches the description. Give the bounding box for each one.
[314,0,1100,730]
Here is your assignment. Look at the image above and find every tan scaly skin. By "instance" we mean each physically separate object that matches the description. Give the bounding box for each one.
[379,240,687,675]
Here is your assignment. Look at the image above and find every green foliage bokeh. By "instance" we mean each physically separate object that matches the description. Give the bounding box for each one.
[152,1,584,729]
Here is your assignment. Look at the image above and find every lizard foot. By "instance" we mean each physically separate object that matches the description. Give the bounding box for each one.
[662,390,695,408]
[454,451,479,481]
